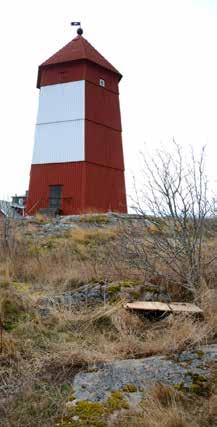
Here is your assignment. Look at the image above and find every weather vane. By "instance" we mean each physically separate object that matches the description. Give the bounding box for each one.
[71,22,83,36]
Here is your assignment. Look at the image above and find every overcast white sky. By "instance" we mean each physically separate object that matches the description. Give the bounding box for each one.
[1,0,217,203]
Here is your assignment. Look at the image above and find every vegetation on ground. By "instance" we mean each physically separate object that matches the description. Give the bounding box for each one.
[0,217,216,426]
[0,143,216,426]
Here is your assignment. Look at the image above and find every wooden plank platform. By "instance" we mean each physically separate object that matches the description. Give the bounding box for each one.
[125,301,170,312]
[169,302,203,314]
[124,301,203,315]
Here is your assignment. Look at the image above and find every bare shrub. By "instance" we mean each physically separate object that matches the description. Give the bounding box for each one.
[115,142,216,295]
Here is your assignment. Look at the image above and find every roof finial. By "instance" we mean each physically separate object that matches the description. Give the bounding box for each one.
[71,22,83,36]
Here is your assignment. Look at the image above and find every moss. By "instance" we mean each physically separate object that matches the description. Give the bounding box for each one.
[196,350,204,359]
[122,384,138,393]
[194,381,211,397]
[118,280,142,288]
[108,280,142,297]
[189,382,211,396]
[105,390,129,411]
[176,372,212,397]
[56,400,106,426]
[11,282,31,292]
[191,374,207,383]
[73,401,106,426]
[185,372,208,383]
[130,290,141,299]
[99,284,119,303]
[188,383,201,394]
[55,390,129,426]
[174,382,189,393]
[108,284,121,295]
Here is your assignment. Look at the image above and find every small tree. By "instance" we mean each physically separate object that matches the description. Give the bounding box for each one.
[119,142,213,295]
[0,200,15,254]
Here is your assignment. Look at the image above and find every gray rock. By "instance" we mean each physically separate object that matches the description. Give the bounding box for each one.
[72,345,217,403]
[37,307,51,317]
[38,283,109,312]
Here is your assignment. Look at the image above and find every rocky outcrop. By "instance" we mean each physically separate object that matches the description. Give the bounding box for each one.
[37,283,109,315]
[24,212,145,238]
[72,345,217,404]
[37,281,172,316]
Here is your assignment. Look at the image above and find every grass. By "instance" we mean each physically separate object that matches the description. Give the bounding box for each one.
[0,286,216,425]
[79,213,110,225]
[0,217,217,426]
[112,383,217,427]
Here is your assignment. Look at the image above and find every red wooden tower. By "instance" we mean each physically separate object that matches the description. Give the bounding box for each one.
[26,26,127,215]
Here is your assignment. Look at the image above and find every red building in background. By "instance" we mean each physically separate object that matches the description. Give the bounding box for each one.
[26,29,127,215]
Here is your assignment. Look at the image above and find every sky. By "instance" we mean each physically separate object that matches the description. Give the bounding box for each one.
[1,0,217,204]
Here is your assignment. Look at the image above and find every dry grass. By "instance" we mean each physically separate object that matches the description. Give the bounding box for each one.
[0,218,217,426]
[0,314,216,427]
[112,383,217,427]
[0,224,130,289]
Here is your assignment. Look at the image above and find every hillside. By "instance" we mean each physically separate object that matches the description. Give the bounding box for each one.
[0,213,217,426]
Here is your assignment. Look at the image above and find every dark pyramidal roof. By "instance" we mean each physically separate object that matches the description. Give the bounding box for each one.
[40,35,122,78]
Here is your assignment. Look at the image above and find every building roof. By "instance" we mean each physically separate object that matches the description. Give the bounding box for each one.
[40,35,122,78]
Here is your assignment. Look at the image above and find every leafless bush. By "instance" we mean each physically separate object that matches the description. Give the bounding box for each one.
[117,142,216,295]
[0,201,19,257]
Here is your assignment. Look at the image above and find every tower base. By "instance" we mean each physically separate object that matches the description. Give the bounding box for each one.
[26,162,127,215]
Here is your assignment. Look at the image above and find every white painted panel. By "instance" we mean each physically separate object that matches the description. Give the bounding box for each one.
[37,81,85,124]
[32,120,84,164]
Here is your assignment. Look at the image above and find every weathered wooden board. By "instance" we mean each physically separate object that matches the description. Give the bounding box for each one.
[169,302,203,314]
[125,301,203,315]
[124,301,171,312]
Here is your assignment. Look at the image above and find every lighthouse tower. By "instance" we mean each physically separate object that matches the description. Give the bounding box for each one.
[26,27,127,215]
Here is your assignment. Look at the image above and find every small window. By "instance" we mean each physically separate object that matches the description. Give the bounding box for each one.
[99,79,105,87]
